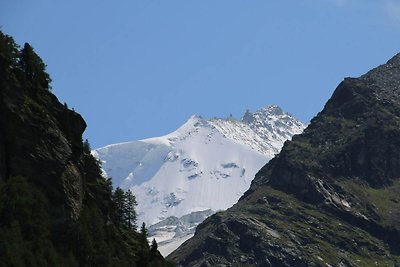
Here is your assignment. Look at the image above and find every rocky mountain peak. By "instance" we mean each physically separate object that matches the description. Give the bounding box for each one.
[363,52,400,79]
[357,53,400,109]
[387,52,400,64]
[242,105,288,123]
[259,104,285,116]
[95,105,306,256]
[267,53,400,196]
[168,53,400,266]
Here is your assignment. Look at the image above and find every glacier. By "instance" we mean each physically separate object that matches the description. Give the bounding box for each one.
[93,105,306,255]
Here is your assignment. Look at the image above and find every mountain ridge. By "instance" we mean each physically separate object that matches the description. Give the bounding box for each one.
[94,105,306,225]
[94,105,306,256]
[168,53,400,266]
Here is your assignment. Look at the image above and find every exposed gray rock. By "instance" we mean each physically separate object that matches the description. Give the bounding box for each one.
[168,53,400,266]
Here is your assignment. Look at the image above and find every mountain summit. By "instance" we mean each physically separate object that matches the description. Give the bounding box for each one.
[94,106,306,255]
[94,105,305,224]
[168,54,400,266]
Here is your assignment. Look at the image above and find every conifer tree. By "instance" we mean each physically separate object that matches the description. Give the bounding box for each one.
[124,189,138,230]
[136,222,150,266]
[0,32,19,72]
[83,139,91,155]
[150,238,158,257]
[18,42,51,90]
[112,187,126,227]
[140,222,148,244]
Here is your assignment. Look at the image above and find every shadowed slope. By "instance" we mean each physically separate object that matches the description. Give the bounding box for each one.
[168,54,400,266]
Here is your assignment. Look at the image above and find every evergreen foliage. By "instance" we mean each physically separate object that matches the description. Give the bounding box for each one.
[82,139,91,154]
[150,238,158,257]
[140,222,149,243]
[124,189,138,230]
[0,31,19,74]
[111,187,138,230]
[0,176,61,267]
[112,187,127,227]
[18,42,51,91]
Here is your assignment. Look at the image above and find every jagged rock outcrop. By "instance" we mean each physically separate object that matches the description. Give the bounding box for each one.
[0,79,87,221]
[168,54,400,266]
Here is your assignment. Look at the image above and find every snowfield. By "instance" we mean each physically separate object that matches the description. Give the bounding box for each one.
[94,105,306,255]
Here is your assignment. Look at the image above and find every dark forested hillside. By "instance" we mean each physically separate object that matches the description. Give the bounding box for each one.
[168,55,400,266]
[0,31,172,267]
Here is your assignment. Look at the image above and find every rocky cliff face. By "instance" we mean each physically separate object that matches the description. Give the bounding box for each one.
[0,77,87,221]
[168,54,400,266]
[0,32,167,266]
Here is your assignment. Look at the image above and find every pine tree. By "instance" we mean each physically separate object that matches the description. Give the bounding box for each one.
[112,187,126,227]
[18,42,51,90]
[140,222,148,244]
[0,31,19,92]
[124,189,138,230]
[136,222,150,266]
[0,31,19,71]
[83,139,91,155]
[150,238,158,257]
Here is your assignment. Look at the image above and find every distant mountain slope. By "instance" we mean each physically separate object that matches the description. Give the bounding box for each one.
[94,106,305,256]
[168,54,400,266]
[94,105,305,225]
[147,209,215,256]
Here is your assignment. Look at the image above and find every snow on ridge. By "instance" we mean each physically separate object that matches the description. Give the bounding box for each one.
[207,105,306,157]
[138,115,207,145]
[95,140,173,187]
[94,105,306,222]
[94,115,209,187]
[93,105,306,256]
[131,126,268,225]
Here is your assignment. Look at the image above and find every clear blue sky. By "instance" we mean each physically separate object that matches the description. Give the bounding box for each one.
[2,1,400,148]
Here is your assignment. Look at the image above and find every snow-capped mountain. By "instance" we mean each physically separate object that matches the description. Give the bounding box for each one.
[210,105,305,157]
[147,209,214,256]
[93,105,306,255]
